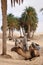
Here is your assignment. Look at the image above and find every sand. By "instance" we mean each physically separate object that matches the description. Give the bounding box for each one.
[0,32,43,65]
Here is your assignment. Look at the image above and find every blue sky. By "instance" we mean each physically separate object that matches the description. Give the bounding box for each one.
[0,0,43,33]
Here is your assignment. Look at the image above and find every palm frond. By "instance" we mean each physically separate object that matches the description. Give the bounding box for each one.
[19,0,20,5]
[11,0,13,6]
[16,0,18,3]
[22,0,23,3]
[11,0,23,6]
[14,0,15,6]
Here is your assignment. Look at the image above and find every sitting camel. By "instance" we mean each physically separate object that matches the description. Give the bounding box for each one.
[11,42,40,60]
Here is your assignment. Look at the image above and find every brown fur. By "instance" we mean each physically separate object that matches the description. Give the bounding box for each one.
[11,46,40,60]
[11,47,31,59]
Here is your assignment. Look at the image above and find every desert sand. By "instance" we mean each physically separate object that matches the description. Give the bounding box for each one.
[0,32,43,65]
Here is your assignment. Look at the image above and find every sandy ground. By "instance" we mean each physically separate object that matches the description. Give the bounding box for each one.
[0,33,43,65]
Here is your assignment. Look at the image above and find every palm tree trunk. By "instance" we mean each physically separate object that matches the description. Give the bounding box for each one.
[9,28,12,40]
[27,25,30,38]
[1,0,7,55]
[12,29,14,40]
[32,31,34,38]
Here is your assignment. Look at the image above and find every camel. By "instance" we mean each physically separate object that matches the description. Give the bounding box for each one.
[11,38,40,60]
[11,45,40,60]
[11,47,31,60]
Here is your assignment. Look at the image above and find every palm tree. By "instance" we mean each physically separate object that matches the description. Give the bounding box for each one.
[1,0,23,56]
[25,7,38,38]
[21,7,38,38]
[11,17,19,39]
[7,14,19,40]
[7,14,14,40]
